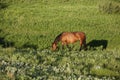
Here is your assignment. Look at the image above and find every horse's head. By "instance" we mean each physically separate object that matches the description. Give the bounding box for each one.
[52,42,57,51]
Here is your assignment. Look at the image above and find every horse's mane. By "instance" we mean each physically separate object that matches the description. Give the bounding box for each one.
[54,32,63,44]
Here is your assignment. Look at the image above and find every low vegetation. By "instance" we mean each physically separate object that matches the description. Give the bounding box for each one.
[0,49,120,80]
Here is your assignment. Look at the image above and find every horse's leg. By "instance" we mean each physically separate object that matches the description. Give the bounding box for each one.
[79,41,83,51]
[83,40,87,51]
[62,42,66,50]
[66,44,72,51]
[62,44,65,50]
[66,44,69,49]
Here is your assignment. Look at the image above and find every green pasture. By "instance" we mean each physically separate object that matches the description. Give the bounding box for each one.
[0,0,120,79]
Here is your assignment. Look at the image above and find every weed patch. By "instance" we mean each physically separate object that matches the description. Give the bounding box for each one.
[99,1,120,14]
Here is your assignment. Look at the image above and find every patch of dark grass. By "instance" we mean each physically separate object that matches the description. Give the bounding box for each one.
[0,29,15,48]
[22,42,38,50]
[99,1,120,14]
[0,37,15,48]
[0,3,8,9]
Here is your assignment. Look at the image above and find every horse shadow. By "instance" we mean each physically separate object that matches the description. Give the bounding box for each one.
[87,39,108,50]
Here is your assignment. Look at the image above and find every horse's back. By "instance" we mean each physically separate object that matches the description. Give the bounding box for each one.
[61,32,86,39]
[60,32,77,43]
[75,32,86,40]
[60,32,86,43]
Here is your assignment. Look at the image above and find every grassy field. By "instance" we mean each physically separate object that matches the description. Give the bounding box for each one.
[0,0,120,79]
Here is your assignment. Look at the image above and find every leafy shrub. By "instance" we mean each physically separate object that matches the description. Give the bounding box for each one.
[99,1,120,14]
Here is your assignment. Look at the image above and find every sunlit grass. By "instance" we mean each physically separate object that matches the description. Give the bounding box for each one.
[0,0,120,79]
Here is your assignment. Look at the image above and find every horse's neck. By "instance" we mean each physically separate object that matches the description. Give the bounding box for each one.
[54,33,61,44]
[54,38,59,44]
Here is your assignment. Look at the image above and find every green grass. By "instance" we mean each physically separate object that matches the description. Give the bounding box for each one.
[0,0,120,49]
[0,49,120,79]
[0,0,120,79]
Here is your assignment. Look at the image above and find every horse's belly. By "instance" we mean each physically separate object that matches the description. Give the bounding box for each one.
[68,39,77,43]
[62,36,77,44]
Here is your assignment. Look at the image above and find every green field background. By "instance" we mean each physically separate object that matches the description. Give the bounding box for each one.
[0,0,120,79]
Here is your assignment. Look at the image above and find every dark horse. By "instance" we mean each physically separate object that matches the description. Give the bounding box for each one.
[52,32,86,51]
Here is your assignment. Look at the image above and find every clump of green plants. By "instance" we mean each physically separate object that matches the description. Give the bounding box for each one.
[0,49,120,80]
[99,1,120,14]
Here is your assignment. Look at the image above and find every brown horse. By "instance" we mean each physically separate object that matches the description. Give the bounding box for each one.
[52,32,86,51]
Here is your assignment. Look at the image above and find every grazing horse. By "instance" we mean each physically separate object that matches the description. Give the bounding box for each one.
[52,32,86,51]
